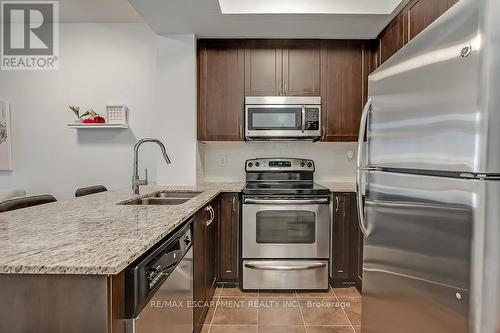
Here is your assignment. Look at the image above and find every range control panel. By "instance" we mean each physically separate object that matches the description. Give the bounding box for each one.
[246,158,315,171]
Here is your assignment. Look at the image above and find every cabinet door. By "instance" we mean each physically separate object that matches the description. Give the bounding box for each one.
[321,41,364,142]
[379,14,404,64]
[349,201,363,290]
[245,41,283,96]
[406,0,449,41]
[193,208,207,332]
[357,222,364,287]
[218,193,240,281]
[205,200,219,301]
[198,40,244,141]
[332,194,352,280]
[282,41,321,96]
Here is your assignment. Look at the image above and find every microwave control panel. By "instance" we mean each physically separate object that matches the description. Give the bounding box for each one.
[305,107,320,130]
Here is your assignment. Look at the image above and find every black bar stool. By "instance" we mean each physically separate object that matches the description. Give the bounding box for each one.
[75,185,108,198]
[0,195,57,213]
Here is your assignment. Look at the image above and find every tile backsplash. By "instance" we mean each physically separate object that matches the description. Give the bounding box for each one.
[198,141,357,183]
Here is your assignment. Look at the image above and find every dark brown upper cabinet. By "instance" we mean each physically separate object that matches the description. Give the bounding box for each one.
[321,41,370,142]
[198,39,369,142]
[376,0,459,67]
[406,0,449,41]
[245,40,321,96]
[198,40,245,141]
[378,14,405,64]
[282,41,321,96]
[244,41,283,96]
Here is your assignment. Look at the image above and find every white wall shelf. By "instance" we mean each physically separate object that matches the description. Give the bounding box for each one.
[67,123,129,129]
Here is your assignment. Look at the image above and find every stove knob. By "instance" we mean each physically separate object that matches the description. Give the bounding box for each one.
[255,162,260,167]
[248,162,253,168]
[184,237,191,245]
[307,162,313,168]
[300,162,305,167]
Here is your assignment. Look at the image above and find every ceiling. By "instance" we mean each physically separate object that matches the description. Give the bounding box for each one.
[218,0,403,15]
[53,0,408,39]
[128,0,408,39]
[58,0,143,23]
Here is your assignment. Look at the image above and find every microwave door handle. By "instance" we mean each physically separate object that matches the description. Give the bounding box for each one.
[301,106,306,133]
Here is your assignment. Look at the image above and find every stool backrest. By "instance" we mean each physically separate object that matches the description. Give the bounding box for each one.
[0,195,57,213]
[75,185,108,198]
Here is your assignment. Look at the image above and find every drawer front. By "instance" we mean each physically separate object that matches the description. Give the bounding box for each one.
[242,260,329,290]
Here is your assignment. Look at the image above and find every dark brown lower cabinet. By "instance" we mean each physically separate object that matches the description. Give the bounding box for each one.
[331,193,363,291]
[218,193,240,281]
[194,198,219,333]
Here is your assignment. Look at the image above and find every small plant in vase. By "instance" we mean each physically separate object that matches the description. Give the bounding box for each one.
[68,105,106,124]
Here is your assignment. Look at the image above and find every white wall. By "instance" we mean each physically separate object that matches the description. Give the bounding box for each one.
[0,22,353,198]
[0,24,198,200]
[153,35,198,186]
[199,141,358,182]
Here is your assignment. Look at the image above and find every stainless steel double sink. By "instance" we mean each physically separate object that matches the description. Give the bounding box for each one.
[122,191,202,206]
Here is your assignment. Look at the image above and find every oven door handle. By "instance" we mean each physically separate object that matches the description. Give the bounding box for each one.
[245,262,327,271]
[243,198,329,205]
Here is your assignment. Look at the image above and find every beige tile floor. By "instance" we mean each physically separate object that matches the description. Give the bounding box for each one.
[202,285,362,333]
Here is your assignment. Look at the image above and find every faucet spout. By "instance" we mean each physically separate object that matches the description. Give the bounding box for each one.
[132,138,172,195]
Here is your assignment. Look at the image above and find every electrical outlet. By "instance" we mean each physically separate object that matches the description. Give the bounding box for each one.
[219,154,227,167]
[345,150,354,163]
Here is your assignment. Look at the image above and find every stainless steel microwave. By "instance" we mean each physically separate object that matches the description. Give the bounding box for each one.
[245,96,321,141]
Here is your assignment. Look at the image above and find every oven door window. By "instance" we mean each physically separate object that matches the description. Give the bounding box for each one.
[247,107,302,130]
[256,210,316,244]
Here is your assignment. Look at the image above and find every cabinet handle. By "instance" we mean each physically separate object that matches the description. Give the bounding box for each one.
[335,196,339,212]
[232,196,236,213]
[322,125,326,141]
[206,205,215,226]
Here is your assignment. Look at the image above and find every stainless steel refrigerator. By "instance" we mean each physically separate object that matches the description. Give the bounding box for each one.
[356,0,500,332]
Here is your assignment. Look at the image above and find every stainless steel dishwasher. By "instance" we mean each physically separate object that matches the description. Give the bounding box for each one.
[124,220,193,333]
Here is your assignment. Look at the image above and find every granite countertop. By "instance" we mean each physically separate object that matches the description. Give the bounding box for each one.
[0,180,354,276]
[0,183,243,275]
[318,181,356,193]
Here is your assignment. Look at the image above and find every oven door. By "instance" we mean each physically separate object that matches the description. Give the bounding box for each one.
[242,197,330,259]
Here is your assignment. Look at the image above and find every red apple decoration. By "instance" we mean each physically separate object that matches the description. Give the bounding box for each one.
[94,116,105,123]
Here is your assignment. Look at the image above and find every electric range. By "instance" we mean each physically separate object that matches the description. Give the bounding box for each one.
[241,158,330,290]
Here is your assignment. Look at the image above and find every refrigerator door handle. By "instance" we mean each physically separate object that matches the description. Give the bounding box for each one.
[356,99,372,237]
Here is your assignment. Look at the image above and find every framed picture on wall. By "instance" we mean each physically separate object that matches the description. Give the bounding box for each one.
[0,100,12,170]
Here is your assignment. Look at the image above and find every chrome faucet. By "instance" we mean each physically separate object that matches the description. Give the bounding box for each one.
[132,138,171,195]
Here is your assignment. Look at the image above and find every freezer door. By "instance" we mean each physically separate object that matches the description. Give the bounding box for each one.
[366,0,500,173]
[361,171,474,333]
